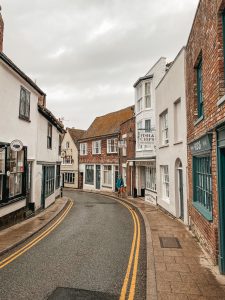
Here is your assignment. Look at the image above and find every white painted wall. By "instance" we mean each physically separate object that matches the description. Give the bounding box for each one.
[61,130,79,189]
[156,48,188,224]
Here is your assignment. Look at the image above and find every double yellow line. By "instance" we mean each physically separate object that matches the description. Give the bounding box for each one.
[0,200,73,269]
[118,199,141,300]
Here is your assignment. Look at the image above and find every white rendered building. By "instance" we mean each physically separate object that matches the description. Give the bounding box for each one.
[155,48,188,224]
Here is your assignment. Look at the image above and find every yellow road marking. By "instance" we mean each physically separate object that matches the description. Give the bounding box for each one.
[119,206,137,300]
[128,209,141,300]
[0,200,73,269]
[117,199,141,300]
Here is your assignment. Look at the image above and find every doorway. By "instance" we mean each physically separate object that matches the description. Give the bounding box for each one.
[176,159,184,220]
[96,165,101,189]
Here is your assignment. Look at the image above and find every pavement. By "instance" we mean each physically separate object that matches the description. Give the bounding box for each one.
[0,197,69,256]
[1,189,225,300]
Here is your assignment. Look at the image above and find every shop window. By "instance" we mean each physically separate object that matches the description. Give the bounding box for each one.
[47,123,52,149]
[85,165,94,185]
[9,150,24,198]
[161,165,169,200]
[103,165,112,186]
[64,172,75,184]
[193,156,212,220]
[19,87,30,121]
[45,166,55,197]
[107,138,118,153]
[146,166,156,191]
[56,165,60,189]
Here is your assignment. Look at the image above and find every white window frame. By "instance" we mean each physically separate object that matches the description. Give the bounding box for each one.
[80,143,87,155]
[136,83,143,113]
[145,81,151,108]
[102,165,112,187]
[107,138,118,153]
[161,165,169,200]
[64,172,75,184]
[92,140,101,155]
[62,156,72,165]
[146,166,156,191]
[160,111,169,146]
[137,121,143,150]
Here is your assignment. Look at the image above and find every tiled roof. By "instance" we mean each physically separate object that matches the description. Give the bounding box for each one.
[68,128,86,144]
[81,106,134,140]
[38,104,65,133]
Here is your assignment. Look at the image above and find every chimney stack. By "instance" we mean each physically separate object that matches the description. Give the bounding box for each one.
[0,6,4,52]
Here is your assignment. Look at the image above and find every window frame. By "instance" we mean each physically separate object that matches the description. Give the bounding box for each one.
[107,138,118,154]
[80,143,87,156]
[63,172,75,184]
[19,86,31,122]
[56,165,60,189]
[85,165,94,185]
[160,111,169,146]
[196,57,203,119]
[145,81,151,108]
[92,140,101,155]
[146,166,156,191]
[47,123,52,149]
[44,165,55,198]
[102,165,112,187]
[193,155,213,221]
[161,165,169,200]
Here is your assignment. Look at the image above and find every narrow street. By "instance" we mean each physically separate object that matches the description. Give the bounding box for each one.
[0,191,146,300]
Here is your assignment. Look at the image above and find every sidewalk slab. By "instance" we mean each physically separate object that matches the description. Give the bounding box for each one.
[0,197,69,256]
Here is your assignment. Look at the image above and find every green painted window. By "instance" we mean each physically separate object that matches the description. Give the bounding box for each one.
[193,156,212,220]
[196,58,203,118]
[45,165,55,197]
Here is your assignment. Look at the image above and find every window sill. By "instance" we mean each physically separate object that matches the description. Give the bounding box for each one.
[107,152,118,154]
[217,94,225,106]
[193,201,213,221]
[173,141,183,146]
[62,164,73,166]
[102,185,112,188]
[92,153,101,155]
[85,183,94,186]
[0,195,26,208]
[159,144,169,149]
[145,188,157,194]
[194,115,204,126]
[18,116,31,123]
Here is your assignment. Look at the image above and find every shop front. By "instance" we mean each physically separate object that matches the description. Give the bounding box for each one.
[0,141,27,221]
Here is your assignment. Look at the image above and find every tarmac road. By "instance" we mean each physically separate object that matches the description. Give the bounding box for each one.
[0,191,146,300]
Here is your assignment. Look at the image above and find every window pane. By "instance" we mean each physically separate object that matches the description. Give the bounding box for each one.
[17,150,24,172]
[9,151,17,173]
[0,149,5,174]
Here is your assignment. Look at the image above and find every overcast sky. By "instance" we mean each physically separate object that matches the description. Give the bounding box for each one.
[1,0,198,130]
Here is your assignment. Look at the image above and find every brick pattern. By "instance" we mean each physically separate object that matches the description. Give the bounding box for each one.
[119,117,136,196]
[186,0,225,263]
[79,136,119,165]
[0,13,3,52]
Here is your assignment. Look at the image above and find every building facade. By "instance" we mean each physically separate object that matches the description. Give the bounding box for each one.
[79,106,134,193]
[61,128,85,189]
[186,0,225,273]
[156,47,188,224]
[119,117,136,196]
[0,12,64,226]
[133,57,167,204]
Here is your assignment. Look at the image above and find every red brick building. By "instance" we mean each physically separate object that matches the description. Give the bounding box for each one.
[186,0,225,273]
[79,106,134,192]
[119,116,136,196]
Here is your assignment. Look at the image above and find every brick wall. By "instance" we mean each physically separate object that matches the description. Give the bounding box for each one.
[79,135,119,165]
[186,0,225,263]
[0,12,4,52]
[119,117,136,196]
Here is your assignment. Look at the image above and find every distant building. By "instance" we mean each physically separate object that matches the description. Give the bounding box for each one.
[155,47,188,224]
[119,116,136,197]
[79,106,134,192]
[0,12,64,227]
[61,128,85,189]
[132,57,167,203]
[186,0,225,274]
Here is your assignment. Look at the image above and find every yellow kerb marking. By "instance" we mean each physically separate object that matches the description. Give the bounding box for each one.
[0,200,73,269]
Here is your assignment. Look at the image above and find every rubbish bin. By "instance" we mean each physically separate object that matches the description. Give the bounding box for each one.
[133,188,137,198]
[141,188,145,197]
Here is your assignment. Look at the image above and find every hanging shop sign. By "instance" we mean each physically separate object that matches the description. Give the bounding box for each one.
[10,140,23,152]
[61,151,66,158]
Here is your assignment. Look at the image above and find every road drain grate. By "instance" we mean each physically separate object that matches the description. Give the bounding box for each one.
[159,237,182,249]
[48,287,118,299]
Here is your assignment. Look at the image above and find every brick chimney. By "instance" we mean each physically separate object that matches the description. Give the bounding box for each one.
[0,6,4,52]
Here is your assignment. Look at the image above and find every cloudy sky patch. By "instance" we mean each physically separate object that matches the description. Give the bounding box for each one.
[1,0,198,129]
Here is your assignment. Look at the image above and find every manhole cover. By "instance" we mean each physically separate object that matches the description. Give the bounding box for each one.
[159,237,182,249]
[48,287,118,300]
